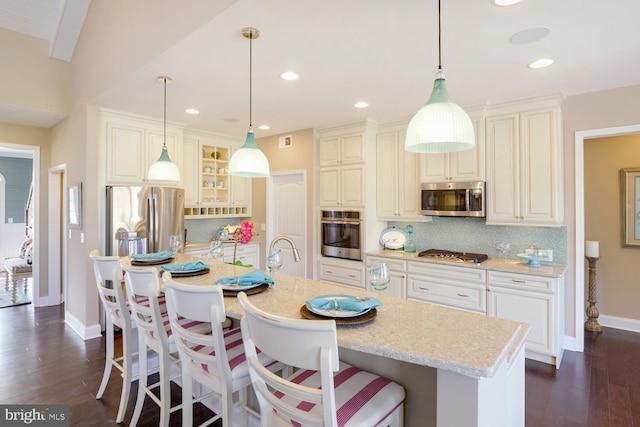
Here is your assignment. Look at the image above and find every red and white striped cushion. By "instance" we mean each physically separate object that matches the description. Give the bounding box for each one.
[276,361,405,427]
[188,328,276,381]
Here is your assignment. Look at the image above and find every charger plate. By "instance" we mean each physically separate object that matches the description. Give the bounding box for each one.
[164,267,210,277]
[223,283,269,297]
[132,258,174,266]
[300,305,377,325]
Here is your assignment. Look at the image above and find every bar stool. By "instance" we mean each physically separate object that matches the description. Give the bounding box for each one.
[238,292,406,427]
[162,272,284,427]
[90,249,136,423]
[123,265,208,427]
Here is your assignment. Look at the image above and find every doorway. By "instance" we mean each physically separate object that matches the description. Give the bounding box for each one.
[48,165,67,305]
[266,170,307,277]
[574,124,640,352]
[0,143,39,304]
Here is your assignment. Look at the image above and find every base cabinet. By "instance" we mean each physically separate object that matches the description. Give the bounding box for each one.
[185,242,260,269]
[487,270,564,367]
[407,262,486,314]
[318,257,364,290]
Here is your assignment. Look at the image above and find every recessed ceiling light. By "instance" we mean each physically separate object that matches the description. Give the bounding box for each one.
[528,58,554,69]
[354,101,369,109]
[280,71,299,81]
[258,124,270,130]
[494,0,522,6]
[510,27,551,45]
[185,108,199,115]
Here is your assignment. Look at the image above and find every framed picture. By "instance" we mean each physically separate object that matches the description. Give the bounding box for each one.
[621,168,640,247]
[279,135,292,149]
[68,182,83,229]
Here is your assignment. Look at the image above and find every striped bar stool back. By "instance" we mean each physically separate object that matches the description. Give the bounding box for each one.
[90,250,136,423]
[162,273,284,427]
[238,292,406,427]
[123,265,204,427]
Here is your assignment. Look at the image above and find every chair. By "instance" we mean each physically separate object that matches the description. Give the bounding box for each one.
[238,292,406,427]
[89,249,136,423]
[162,272,284,427]
[123,264,206,427]
[3,236,33,302]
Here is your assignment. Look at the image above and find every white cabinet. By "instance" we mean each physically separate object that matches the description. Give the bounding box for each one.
[485,95,564,226]
[407,261,487,313]
[224,243,259,268]
[487,270,564,368]
[317,124,371,208]
[318,257,364,290]
[365,255,406,298]
[101,108,183,185]
[186,242,260,269]
[420,109,486,183]
[376,123,423,221]
[182,130,251,219]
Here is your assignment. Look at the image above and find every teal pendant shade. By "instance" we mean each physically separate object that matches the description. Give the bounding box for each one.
[147,76,180,183]
[228,128,270,178]
[148,145,180,182]
[405,70,475,153]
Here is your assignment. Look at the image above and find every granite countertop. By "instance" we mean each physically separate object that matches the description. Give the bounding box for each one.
[366,249,567,278]
[163,254,529,379]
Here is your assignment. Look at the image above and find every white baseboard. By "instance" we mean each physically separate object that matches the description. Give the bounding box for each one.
[599,314,640,333]
[65,309,102,340]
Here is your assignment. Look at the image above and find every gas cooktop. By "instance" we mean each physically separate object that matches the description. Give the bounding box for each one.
[418,249,489,264]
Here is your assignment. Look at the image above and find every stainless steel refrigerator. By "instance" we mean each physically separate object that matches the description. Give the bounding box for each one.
[106,186,184,256]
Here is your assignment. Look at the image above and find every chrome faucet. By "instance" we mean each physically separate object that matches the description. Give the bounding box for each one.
[269,236,301,262]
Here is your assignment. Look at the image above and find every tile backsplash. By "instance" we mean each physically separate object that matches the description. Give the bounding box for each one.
[185,218,240,244]
[389,217,568,265]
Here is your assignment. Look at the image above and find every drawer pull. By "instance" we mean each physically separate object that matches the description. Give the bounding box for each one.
[326,270,334,274]
[418,286,430,291]
[347,274,357,278]
[511,279,526,284]
[457,293,470,298]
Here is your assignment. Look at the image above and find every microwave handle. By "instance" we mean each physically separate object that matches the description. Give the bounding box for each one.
[465,189,471,212]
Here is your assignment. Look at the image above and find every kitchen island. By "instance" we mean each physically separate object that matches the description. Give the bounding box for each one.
[156,256,529,426]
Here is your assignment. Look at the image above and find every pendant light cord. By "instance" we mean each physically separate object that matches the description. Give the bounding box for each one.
[163,77,167,148]
[249,30,253,128]
[438,0,442,71]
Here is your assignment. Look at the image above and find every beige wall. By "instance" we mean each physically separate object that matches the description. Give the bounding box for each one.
[252,129,315,276]
[584,134,640,319]
[563,84,640,340]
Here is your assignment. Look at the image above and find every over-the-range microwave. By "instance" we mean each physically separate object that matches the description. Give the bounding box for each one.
[420,181,485,217]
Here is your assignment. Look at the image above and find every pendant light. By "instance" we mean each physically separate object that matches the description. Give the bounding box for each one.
[148,76,181,182]
[228,27,270,178]
[405,0,475,153]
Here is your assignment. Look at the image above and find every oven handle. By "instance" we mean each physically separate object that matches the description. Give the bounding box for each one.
[321,220,361,225]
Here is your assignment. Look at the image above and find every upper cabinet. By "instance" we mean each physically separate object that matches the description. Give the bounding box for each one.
[317,122,375,208]
[375,121,425,221]
[420,107,486,183]
[182,130,251,218]
[485,94,564,226]
[100,108,183,186]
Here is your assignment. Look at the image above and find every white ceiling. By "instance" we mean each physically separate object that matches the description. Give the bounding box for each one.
[2,0,640,140]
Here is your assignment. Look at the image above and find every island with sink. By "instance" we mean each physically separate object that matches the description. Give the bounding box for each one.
[161,254,530,427]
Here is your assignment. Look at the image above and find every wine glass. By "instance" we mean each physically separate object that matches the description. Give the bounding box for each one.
[169,235,182,254]
[369,261,390,296]
[209,239,224,266]
[266,249,283,286]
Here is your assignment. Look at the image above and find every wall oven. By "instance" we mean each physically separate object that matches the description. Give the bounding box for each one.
[320,210,362,261]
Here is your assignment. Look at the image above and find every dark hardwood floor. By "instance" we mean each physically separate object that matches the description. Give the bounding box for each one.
[1,301,638,426]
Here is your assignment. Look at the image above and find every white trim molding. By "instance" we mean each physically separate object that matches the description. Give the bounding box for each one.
[65,309,102,340]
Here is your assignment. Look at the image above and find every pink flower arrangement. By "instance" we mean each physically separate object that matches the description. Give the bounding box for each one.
[239,221,253,244]
[219,221,253,244]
